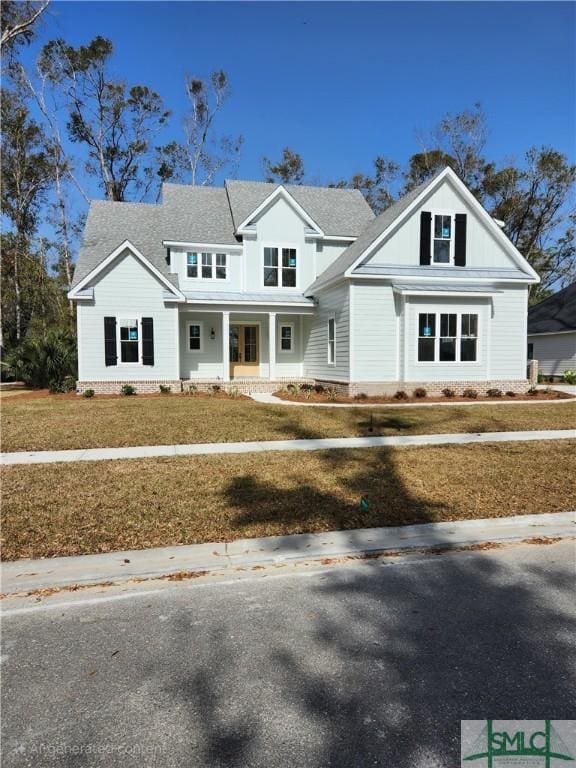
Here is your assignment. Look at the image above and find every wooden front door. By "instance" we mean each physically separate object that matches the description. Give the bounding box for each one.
[230,325,259,377]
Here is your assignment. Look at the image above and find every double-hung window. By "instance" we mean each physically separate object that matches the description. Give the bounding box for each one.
[417,312,479,362]
[280,325,293,352]
[264,247,297,287]
[186,252,227,280]
[328,318,336,364]
[189,323,202,352]
[120,319,139,363]
[433,214,452,264]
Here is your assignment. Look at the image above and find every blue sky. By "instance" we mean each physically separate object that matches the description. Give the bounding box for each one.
[21,1,576,191]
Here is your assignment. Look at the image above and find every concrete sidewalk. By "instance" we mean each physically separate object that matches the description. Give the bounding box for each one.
[1,428,574,466]
[2,511,574,595]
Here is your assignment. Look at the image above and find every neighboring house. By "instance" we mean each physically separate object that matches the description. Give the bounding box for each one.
[69,167,539,395]
[527,283,576,378]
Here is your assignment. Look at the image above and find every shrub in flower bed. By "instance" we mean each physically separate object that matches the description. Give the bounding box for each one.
[354,392,369,401]
[462,389,478,399]
[528,387,538,396]
[413,387,427,399]
[394,390,409,400]
[487,388,503,397]
[83,389,95,398]
[313,384,325,394]
[506,391,516,397]
[326,388,338,401]
[442,388,456,398]
[121,384,136,396]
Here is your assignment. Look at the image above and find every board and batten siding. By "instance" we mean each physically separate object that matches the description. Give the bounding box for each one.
[362,178,520,271]
[304,283,350,380]
[350,282,399,380]
[528,332,576,376]
[77,251,178,381]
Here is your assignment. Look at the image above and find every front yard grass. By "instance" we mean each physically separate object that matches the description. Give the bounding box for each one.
[2,440,574,560]
[1,396,575,452]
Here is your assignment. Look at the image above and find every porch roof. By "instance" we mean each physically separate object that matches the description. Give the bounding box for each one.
[182,290,315,308]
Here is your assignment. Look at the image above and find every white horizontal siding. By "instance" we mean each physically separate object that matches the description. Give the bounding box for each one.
[351,282,398,380]
[78,252,178,381]
[528,332,576,375]
[363,177,520,270]
[304,283,349,380]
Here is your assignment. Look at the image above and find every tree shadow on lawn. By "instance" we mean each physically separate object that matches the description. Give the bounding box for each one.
[224,447,449,535]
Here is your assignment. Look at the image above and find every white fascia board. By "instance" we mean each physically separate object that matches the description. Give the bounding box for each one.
[527,329,576,337]
[343,167,540,282]
[235,185,325,237]
[321,235,358,242]
[68,240,186,300]
[163,240,243,251]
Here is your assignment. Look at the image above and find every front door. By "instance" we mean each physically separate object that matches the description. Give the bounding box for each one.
[230,325,259,377]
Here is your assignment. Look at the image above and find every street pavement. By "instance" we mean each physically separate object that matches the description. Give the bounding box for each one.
[2,539,575,767]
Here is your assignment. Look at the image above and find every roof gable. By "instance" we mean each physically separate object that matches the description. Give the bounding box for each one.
[308,167,539,291]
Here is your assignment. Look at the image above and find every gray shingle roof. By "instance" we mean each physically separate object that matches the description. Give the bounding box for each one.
[528,283,576,334]
[71,201,175,289]
[224,180,374,236]
[161,184,237,245]
[307,174,437,292]
[72,180,374,289]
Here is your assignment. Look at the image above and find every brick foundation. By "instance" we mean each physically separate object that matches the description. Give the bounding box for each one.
[77,380,182,395]
[76,378,313,396]
[313,379,533,398]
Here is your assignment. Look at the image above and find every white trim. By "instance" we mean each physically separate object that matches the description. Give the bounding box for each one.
[187,320,204,353]
[278,322,295,354]
[163,240,242,251]
[174,309,180,379]
[185,250,230,283]
[321,235,357,242]
[268,313,277,380]
[261,242,299,290]
[68,240,185,300]
[527,329,576,337]
[235,185,325,236]
[349,283,355,381]
[342,167,540,282]
[76,304,83,381]
[221,311,230,382]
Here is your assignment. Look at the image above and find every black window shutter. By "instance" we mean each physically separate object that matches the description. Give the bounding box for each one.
[454,214,467,266]
[420,211,432,265]
[142,317,154,366]
[104,317,117,366]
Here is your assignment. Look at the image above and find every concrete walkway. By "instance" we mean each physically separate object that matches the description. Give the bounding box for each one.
[250,391,576,408]
[1,429,574,466]
[2,511,574,595]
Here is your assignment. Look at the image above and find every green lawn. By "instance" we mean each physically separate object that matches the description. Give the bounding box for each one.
[1,395,574,452]
[2,440,574,560]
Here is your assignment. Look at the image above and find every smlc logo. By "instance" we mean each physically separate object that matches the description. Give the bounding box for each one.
[461,720,575,768]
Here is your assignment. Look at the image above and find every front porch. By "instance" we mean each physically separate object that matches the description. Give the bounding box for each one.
[178,307,313,383]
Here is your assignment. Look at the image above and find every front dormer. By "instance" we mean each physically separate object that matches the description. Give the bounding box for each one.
[419,210,467,266]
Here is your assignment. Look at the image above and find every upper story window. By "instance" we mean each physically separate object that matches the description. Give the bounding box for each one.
[187,252,227,280]
[433,215,452,263]
[264,247,297,288]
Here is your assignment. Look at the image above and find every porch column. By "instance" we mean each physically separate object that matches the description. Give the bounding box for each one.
[222,311,230,382]
[268,312,277,380]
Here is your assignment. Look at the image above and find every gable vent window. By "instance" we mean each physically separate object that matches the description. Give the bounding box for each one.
[186,252,227,280]
[264,247,297,288]
[433,215,452,263]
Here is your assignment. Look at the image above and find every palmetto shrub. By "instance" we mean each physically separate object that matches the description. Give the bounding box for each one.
[3,328,77,392]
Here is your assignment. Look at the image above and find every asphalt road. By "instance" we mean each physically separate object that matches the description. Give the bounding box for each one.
[2,540,575,767]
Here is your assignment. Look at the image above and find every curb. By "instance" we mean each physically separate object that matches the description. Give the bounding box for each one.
[2,511,574,596]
